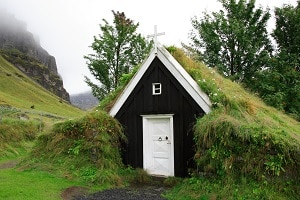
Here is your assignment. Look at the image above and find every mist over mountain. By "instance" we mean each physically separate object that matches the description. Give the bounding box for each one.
[70,91,99,110]
[0,10,69,101]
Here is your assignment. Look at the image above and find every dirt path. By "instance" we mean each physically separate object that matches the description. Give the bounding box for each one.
[0,160,18,169]
[61,186,89,200]
[70,185,167,200]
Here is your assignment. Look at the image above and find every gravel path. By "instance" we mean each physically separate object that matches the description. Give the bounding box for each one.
[73,185,167,200]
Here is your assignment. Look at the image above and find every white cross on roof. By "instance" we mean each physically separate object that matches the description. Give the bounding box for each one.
[147,25,165,54]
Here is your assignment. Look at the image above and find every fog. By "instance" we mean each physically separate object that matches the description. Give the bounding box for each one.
[0,0,296,94]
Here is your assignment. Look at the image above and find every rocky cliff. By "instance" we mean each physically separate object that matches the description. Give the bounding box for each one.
[0,10,69,102]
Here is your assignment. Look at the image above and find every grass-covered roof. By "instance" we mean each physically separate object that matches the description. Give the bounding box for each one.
[100,46,300,178]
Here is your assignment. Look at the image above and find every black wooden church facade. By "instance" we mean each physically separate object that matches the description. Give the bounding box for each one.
[109,46,211,177]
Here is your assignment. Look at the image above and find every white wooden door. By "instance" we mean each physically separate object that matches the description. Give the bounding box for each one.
[142,115,174,176]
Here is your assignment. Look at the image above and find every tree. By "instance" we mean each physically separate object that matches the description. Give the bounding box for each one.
[84,11,152,100]
[256,2,300,119]
[188,0,272,85]
[272,1,300,72]
[254,56,300,120]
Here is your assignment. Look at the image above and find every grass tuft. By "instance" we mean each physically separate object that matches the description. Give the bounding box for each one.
[28,111,126,186]
[0,118,41,157]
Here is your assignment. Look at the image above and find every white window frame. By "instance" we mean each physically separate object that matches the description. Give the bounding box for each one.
[152,83,162,95]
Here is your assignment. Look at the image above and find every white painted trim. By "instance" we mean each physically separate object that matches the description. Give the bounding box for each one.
[109,48,156,117]
[142,114,174,176]
[109,45,211,117]
[157,47,211,113]
[141,114,174,118]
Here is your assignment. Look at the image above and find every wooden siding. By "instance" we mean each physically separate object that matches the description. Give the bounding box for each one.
[115,57,205,177]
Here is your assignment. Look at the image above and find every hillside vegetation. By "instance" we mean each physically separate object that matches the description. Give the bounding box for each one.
[0,54,85,158]
[0,55,84,118]
[169,48,300,178]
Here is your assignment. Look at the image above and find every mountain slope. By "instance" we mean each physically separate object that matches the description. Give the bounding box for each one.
[0,55,84,118]
[0,11,69,101]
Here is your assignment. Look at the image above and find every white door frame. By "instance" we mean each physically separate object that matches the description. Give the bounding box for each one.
[141,114,174,176]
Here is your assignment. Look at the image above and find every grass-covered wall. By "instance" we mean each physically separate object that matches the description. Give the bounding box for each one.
[30,111,126,185]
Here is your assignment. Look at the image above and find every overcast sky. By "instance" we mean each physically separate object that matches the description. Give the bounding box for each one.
[0,0,297,95]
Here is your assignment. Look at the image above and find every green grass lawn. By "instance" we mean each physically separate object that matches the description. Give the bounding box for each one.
[0,167,83,200]
[0,149,92,200]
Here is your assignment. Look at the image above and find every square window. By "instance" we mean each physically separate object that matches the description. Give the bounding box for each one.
[152,83,162,95]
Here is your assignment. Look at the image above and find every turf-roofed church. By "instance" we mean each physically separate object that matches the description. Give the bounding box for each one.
[109,31,211,177]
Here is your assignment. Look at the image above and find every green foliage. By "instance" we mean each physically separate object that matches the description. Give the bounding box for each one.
[264,154,285,176]
[78,166,98,182]
[84,11,152,100]
[188,0,272,85]
[250,55,300,120]
[186,1,299,120]
[273,2,300,64]
[97,65,139,112]
[30,111,126,185]
[68,139,84,156]
[245,2,300,120]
